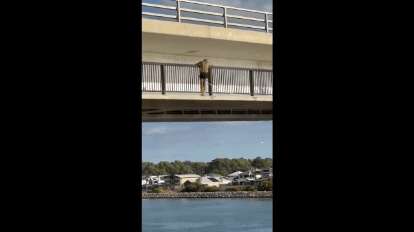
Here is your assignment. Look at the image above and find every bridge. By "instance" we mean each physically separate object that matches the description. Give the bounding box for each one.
[142,0,274,122]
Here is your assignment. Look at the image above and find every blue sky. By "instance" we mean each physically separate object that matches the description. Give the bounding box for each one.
[190,0,272,11]
[142,121,273,162]
[144,0,273,28]
[153,0,273,12]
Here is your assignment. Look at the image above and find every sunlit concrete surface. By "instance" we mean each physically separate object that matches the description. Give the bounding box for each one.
[142,19,272,69]
[142,18,272,44]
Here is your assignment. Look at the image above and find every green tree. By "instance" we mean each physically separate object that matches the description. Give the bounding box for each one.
[141,158,272,177]
[190,162,207,175]
[251,157,272,169]
[257,180,272,191]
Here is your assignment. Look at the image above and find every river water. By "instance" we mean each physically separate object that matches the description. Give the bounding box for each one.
[142,198,272,232]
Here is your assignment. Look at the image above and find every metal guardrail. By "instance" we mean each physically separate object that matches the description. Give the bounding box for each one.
[142,0,273,33]
[253,70,273,95]
[210,67,250,95]
[142,62,273,96]
[142,63,162,92]
[142,63,200,94]
[164,64,200,93]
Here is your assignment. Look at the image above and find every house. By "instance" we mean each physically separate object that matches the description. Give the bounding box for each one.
[158,175,170,184]
[220,177,232,185]
[198,175,232,187]
[208,173,233,185]
[232,169,262,185]
[252,168,263,179]
[173,174,201,186]
[261,168,273,178]
[146,175,166,186]
[198,176,221,187]
[227,171,243,180]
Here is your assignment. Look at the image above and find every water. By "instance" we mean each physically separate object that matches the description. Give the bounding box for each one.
[142,198,272,232]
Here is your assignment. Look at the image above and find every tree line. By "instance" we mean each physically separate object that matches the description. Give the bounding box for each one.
[142,157,272,176]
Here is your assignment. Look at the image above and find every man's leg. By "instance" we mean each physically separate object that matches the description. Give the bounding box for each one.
[200,78,205,96]
[200,74,206,96]
[207,74,212,96]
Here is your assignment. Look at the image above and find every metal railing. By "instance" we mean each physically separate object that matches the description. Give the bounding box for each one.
[253,70,273,95]
[210,67,251,95]
[142,0,273,33]
[164,63,200,93]
[142,62,200,94]
[142,62,273,96]
[142,63,162,92]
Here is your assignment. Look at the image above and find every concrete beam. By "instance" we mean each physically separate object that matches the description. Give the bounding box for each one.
[142,93,273,110]
[143,114,272,122]
[142,19,273,69]
[142,92,273,122]
[142,92,272,102]
[142,19,272,45]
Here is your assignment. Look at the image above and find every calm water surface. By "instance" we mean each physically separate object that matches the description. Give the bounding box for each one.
[143,198,272,232]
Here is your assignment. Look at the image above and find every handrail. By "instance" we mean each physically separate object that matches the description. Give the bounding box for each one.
[180,0,272,15]
[142,62,273,96]
[142,0,273,33]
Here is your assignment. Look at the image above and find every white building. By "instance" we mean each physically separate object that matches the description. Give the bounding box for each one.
[174,174,201,186]
[198,175,232,187]
[227,171,243,180]
[146,176,166,186]
[198,176,221,187]
[220,177,232,185]
[261,168,273,178]
[232,169,262,185]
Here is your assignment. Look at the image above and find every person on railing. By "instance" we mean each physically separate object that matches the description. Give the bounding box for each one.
[196,59,209,96]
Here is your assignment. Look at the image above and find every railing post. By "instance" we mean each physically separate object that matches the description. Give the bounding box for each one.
[208,67,213,96]
[176,0,181,22]
[249,70,254,96]
[161,65,166,95]
[223,7,227,28]
[265,13,269,33]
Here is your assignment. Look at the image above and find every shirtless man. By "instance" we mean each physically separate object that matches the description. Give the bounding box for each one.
[196,59,209,96]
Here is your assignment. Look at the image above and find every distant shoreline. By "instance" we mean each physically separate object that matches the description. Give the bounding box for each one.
[142,191,272,199]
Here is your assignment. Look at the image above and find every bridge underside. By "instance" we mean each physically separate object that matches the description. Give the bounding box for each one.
[142,93,272,122]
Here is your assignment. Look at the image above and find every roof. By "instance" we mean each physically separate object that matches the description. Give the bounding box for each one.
[199,176,215,182]
[175,174,200,178]
[240,169,263,175]
[227,171,243,177]
[207,173,222,177]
